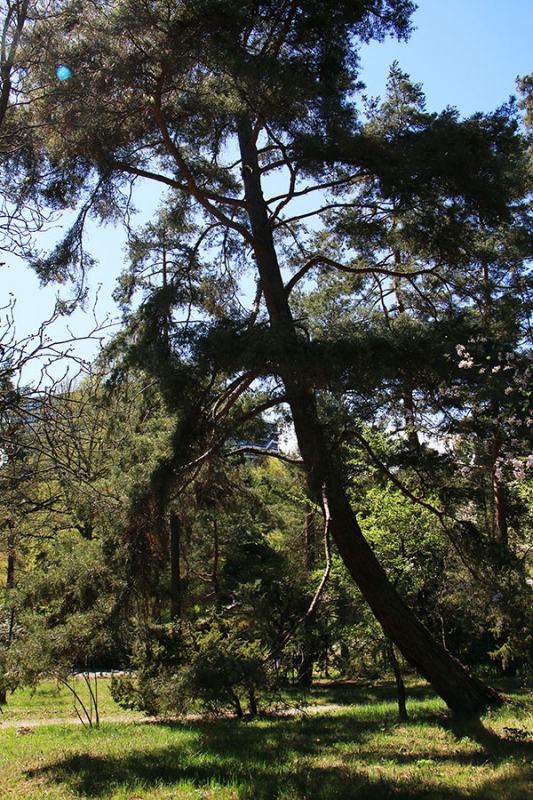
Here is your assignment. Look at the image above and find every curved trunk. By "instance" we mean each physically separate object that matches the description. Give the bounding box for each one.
[238,118,502,716]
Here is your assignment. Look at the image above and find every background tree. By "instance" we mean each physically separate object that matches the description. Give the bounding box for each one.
[295,64,533,674]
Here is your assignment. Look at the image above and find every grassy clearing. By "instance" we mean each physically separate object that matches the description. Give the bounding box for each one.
[1,680,533,799]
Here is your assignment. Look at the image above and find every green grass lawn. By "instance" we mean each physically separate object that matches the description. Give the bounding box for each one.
[1,678,533,799]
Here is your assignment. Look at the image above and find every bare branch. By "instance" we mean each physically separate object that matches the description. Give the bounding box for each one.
[285,254,443,296]
[264,487,331,662]
[228,445,302,464]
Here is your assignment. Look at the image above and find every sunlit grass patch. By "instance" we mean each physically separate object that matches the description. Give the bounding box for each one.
[0,675,143,725]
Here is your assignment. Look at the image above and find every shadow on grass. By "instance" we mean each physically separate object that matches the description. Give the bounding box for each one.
[298,679,438,708]
[23,707,533,799]
[444,712,533,760]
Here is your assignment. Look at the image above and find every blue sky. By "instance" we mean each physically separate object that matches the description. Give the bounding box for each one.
[360,0,533,115]
[4,0,533,382]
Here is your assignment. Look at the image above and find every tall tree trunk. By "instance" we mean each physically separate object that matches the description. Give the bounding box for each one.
[6,522,16,590]
[493,476,508,547]
[387,637,408,722]
[491,427,508,547]
[304,507,315,569]
[394,264,420,453]
[169,511,182,621]
[298,509,317,687]
[238,117,503,716]
[2,524,16,706]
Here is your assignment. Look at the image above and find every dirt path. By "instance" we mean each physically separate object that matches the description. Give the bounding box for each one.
[0,713,147,729]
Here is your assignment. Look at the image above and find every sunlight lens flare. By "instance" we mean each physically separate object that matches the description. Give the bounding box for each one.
[56,65,72,81]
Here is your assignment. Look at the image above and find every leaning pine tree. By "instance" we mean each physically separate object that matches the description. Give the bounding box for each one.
[22,0,529,713]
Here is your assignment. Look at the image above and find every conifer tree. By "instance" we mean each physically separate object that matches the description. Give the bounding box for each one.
[19,0,532,713]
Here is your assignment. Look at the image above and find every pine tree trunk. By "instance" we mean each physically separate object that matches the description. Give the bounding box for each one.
[238,117,503,717]
[169,511,181,621]
[7,524,16,590]
[387,638,408,722]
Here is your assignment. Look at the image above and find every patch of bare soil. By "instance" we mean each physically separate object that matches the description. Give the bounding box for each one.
[0,712,147,729]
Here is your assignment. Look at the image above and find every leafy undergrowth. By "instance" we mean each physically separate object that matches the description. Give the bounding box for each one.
[1,680,533,799]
